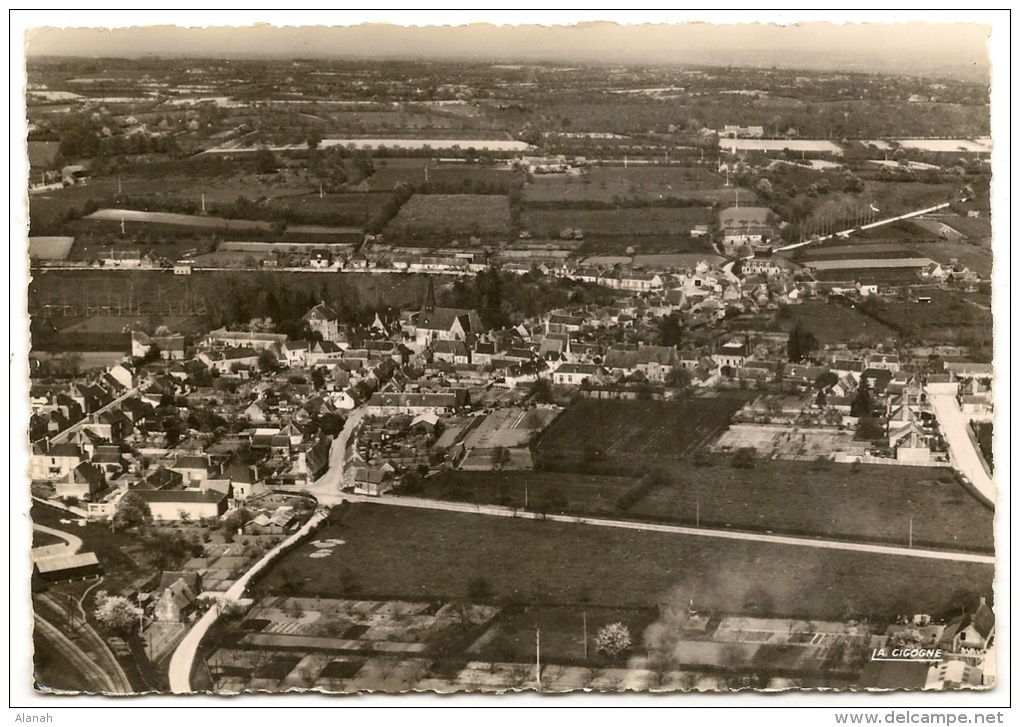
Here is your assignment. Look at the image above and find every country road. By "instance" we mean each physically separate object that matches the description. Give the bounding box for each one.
[773,198,964,253]
[331,492,994,564]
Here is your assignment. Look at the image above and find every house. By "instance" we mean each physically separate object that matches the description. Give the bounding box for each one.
[307,340,346,365]
[152,572,201,623]
[353,466,393,497]
[924,661,984,691]
[553,363,605,386]
[712,338,750,369]
[170,455,209,485]
[309,249,333,269]
[198,347,260,374]
[204,328,287,351]
[55,461,106,501]
[868,353,901,373]
[366,391,468,416]
[134,488,228,521]
[282,340,310,367]
[173,262,193,275]
[619,272,663,292]
[31,443,84,480]
[472,341,498,366]
[939,597,995,661]
[302,302,343,342]
[432,339,471,365]
[860,368,894,395]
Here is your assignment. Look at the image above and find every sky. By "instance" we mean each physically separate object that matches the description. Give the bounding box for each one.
[18,11,994,82]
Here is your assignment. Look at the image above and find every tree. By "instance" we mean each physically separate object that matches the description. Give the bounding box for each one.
[93,591,142,635]
[529,377,554,404]
[754,178,774,201]
[112,492,152,532]
[659,314,683,347]
[731,447,756,469]
[254,147,279,174]
[665,366,692,391]
[787,321,818,363]
[850,384,873,418]
[595,622,632,659]
[257,349,279,373]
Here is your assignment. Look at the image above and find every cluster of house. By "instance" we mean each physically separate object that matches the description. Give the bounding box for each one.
[862,598,996,690]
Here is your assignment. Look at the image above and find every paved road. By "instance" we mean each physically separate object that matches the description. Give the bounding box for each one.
[327,492,992,564]
[48,383,146,445]
[31,523,83,558]
[774,200,961,253]
[928,391,996,506]
[168,509,329,693]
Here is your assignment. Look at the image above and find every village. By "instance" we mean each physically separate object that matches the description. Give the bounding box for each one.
[21,30,998,700]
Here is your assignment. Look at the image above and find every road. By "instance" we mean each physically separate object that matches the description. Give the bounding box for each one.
[330,492,993,564]
[31,523,83,557]
[773,199,963,253]
[928,391,996,506]
[48,382,147,445]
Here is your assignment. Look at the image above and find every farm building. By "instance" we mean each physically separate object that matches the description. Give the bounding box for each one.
[33,552,101,585]
[135,488,229,521]
[553,363,606,386]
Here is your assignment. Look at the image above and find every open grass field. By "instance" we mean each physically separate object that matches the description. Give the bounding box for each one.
[522,207,713,239]
[856,289,992,347]
[256,503,992,623]
[411,470,637,512]
[535,397,748,464]
[861,181,961,215]
[900,240,993,279]
[576,235,716,257]
[384,194,511,241]
[31,502,151,597]
[797,243,929,263]
[366,160,513,193]
[412,456,992,551]
[525,166,755,205]
[782,301,898,345]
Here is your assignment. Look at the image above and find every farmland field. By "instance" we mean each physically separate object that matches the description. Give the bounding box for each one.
[525,166,755,205]
[783,301,898,345]
[576,235,715,257]
[384,194,511,241]
[900,240,993,278]
[719,139,843,154]
[796,243,930,262]
[535,397,748,465]
[254,503,993,623]
[366,160,513,193]
[413,457,992,551]
[855,290,992,348]
[522,207,713,239]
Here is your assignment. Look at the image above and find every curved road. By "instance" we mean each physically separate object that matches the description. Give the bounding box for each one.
[31,523,83,558]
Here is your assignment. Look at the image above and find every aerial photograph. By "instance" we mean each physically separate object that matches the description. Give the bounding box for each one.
[15,13,1002,702]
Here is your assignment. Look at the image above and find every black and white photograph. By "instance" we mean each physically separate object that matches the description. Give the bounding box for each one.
[10,9,1009,715]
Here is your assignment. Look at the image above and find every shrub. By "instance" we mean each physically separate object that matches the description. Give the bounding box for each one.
[731,447,757,469]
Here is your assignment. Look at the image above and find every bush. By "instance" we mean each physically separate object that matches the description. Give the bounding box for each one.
[731,448,757,469]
